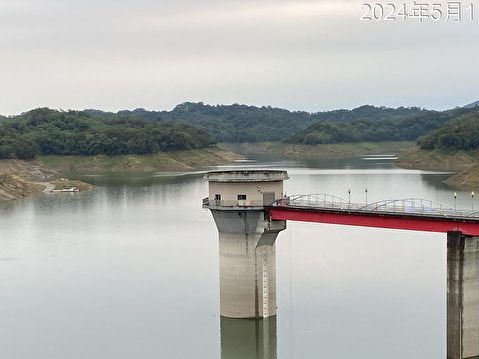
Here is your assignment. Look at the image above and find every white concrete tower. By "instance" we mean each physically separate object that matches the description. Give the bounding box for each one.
[203,170,288,319]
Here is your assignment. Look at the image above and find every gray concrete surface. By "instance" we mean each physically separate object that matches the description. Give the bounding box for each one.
[212,208,285,318]
[205,170,288,319]
[447,232,479,359]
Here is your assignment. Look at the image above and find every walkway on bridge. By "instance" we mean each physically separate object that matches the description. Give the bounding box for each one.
[267,194,479,236]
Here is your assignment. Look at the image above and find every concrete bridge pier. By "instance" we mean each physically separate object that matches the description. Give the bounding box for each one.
[447,232,479,359]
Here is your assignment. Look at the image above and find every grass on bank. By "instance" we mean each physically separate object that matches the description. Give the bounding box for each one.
[396,146,479,190]
[221,141,416,160]
[38,146,243,173]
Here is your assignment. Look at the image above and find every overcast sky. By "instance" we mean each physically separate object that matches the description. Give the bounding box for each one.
[0,0,478,115]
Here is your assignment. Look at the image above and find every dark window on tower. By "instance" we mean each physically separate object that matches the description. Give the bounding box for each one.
[215,194,221,201]
[238,194,247,200]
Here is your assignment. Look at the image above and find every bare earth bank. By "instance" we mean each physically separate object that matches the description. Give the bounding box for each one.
[222,141,415,160]
[396,147,479,190]
[7,142,478,200]
[37,146,243,174]
[0,147,243,202]
[224,141,479,190]
[0,159,59,201]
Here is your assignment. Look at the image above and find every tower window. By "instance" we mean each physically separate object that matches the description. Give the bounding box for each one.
[237,194,247,200]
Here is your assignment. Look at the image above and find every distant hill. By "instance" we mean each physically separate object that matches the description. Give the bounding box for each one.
[2,102,474,157]
[0,108,214,159]
[464,100,479,109]
[87,102,426,143]
[310,104,423,123]
[285,107,476,145]
[419,109,479,150]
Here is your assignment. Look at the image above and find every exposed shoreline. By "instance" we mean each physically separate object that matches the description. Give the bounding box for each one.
[0,146,243,202]
[0,159,58,201]
[396,147,479,189]
[37,146,243,174]
[224,141,479,190]
[4,141,479,202]
[0,159,95,202]
[222,141,415,160]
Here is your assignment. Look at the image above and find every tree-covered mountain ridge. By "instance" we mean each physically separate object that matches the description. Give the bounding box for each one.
[86,102,479,147]
[418,110,479,151]
[0,108,215,159]
[284,107,479,145]
[84,102,426,143]
[2,102,479,160]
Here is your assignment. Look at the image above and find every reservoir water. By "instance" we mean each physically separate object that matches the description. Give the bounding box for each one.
[0,156,471,358]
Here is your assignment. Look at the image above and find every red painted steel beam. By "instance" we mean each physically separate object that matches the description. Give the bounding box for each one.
[268,207,479,236]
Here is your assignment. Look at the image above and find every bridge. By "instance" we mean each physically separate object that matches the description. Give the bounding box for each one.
[202,170,479,359]
[268,194,479,235]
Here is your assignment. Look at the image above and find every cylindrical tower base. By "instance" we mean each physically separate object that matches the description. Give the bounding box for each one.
[212,209,285,318]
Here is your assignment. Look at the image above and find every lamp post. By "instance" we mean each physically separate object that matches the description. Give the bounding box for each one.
[348,189,351,208]
[365,187,368,205]
[454,192,457,212]
[472,191,475,211]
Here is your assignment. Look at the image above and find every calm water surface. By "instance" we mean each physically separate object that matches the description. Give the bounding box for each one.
[0,156,469,358]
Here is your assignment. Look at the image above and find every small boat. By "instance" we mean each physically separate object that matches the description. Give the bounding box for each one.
[50,187,80,193]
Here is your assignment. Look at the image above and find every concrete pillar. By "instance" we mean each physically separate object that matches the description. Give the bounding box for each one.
[220,317,277,359]
[447,232,479,359]
[212,209,286,318]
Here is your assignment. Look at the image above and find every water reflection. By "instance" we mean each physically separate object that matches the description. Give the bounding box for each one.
[221,317,277,359]
[217,231,479,359]
[3,157,479,358]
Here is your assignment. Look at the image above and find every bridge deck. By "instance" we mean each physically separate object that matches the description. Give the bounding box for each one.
[267,195,479,236]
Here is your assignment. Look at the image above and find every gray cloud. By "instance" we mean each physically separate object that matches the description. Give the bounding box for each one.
[0,0,478,115]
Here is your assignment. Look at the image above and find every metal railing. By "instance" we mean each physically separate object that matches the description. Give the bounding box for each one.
[271,194,479,220]
[358,198,456,216]
[283,194,347,210]
[204,193,479,219]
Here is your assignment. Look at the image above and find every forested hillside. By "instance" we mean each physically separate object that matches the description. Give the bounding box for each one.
[464,100,479,109]
[2,103,477,160]
[419,110,479,150]
[0,108,214,159]
[284,108,475,145]
[87,102,426,143]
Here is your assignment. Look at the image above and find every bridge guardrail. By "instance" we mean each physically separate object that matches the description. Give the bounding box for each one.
[271,195,479,220]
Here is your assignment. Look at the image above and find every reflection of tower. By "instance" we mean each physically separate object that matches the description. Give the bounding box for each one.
[220,317,277,359]
[203,170,288,319]
[447,232,479,359]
